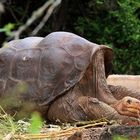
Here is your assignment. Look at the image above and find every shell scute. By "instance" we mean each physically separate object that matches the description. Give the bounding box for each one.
[12,49,41,80]
[0,48,15,79]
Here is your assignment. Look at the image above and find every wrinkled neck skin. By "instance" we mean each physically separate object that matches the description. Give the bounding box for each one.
[76,49,117,105]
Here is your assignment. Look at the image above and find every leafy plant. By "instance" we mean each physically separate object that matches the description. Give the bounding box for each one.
[28,112,43,134]
[113,135,128,140]
[0,23,15,37]
[75,0,140,74]
[0,106,19,139]
[0,106,44,139]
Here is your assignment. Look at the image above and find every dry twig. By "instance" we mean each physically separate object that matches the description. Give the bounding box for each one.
[31,0,61,35]
[13,0,61,39]
[14,121,107,139]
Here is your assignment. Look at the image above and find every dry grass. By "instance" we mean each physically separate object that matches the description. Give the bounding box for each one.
[0,106,110,140]
[14,121,108,139]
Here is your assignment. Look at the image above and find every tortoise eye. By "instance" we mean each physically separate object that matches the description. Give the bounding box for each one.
[127,99,131,104]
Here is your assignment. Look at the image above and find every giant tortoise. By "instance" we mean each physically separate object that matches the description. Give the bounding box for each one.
[0,32,140,124]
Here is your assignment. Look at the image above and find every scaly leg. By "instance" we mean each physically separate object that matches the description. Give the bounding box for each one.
[108,85,140,100]
[47,90,139,125]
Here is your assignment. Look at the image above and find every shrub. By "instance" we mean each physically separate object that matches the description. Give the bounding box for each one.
[75,0,140,74]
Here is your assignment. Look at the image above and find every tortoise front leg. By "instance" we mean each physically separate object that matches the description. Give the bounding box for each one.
[47,93,139,125]
[108,85,140,100]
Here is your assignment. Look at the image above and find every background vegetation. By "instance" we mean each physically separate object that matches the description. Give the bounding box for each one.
[0,0,140,74]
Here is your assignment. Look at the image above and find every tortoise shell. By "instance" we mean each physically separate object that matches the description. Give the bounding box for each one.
[0,32,113,113]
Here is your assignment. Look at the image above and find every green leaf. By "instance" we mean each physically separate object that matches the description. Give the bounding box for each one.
[28,112,43,134]
[4,23,15,31]
[0,23,15,37]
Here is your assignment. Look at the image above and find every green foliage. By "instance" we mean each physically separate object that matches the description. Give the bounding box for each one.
[0,23,15,37]
[0,105,44,139]
[113,135,128,140]
[75,0,140,74]
[28,112,43,134]
[110,0,140,74]
[0,106,17,139]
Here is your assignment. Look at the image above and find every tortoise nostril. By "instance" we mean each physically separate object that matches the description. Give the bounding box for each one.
[127,99,131,104]
[136,101,140,104]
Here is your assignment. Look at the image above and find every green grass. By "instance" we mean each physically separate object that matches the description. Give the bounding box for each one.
[0,106,29,139]
[113,135,129,140]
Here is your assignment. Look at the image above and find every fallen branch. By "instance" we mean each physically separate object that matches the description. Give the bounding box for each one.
[12,0,61,39]
[31,0,61,35]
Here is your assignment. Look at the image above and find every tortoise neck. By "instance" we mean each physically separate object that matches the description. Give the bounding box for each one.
[75,64,96,97]
[94,49,117,105]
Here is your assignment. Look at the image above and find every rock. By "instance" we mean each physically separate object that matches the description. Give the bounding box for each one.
[107,75,140,92]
